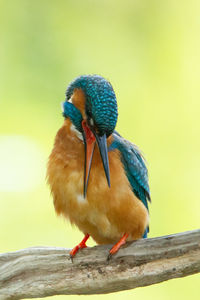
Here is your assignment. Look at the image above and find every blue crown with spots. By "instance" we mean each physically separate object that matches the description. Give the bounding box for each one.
[66,75,118,137]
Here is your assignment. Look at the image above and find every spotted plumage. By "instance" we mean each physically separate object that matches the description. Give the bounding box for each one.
[47,74,151,258]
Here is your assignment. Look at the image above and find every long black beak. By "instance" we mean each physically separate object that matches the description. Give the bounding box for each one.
[82,120,110,197]
[83,133,96,198]
[95,133,111,188]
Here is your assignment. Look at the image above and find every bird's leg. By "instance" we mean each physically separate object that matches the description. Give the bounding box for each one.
[70,233,90,259]
[107,233,129,260]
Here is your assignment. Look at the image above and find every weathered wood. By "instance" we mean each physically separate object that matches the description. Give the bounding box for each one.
[0,230,200,300]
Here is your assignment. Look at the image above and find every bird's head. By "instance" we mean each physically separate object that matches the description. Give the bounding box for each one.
[62,75,118,197]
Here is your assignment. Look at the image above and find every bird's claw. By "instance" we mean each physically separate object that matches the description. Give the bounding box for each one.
[107,252,113,261]
[69,253,74,262]
[69,242,88,262]
[107,247,117,261]
[107,233,129,261]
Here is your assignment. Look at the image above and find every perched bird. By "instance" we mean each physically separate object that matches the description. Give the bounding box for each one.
[47,75,151,259]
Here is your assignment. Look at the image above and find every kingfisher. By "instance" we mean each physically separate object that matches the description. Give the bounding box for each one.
[47,75,151,260]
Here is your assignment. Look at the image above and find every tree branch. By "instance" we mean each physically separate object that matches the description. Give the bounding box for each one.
[0,230,200,300]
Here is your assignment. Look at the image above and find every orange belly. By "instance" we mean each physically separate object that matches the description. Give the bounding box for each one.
[47,119,149,244]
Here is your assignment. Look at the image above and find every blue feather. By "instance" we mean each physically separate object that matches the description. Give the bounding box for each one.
[109,131,151,211]
[143,226,149,238]
[62,101,83,132]
[109,131,150,237]
[66,75,118,137]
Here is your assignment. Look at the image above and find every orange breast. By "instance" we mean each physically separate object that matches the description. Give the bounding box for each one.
[47,119,149,244]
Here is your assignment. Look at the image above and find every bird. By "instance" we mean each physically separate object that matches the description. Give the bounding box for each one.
[47,74,151,260]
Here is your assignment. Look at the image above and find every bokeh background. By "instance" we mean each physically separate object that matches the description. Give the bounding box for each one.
[0,0,200,299]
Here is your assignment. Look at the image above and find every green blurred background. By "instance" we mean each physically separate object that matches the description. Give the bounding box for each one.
[0,0,200,299]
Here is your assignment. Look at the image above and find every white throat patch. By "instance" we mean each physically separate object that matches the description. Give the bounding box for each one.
[70,123,83,141]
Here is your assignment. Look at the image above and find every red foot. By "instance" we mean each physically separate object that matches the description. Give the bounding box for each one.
[108,233,129,260]
[70,234,90,259]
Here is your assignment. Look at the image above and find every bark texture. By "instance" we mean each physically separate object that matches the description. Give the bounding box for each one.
[0,230,200,300]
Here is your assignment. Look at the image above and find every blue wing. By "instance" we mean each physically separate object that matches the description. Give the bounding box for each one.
[109,131,151,212]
